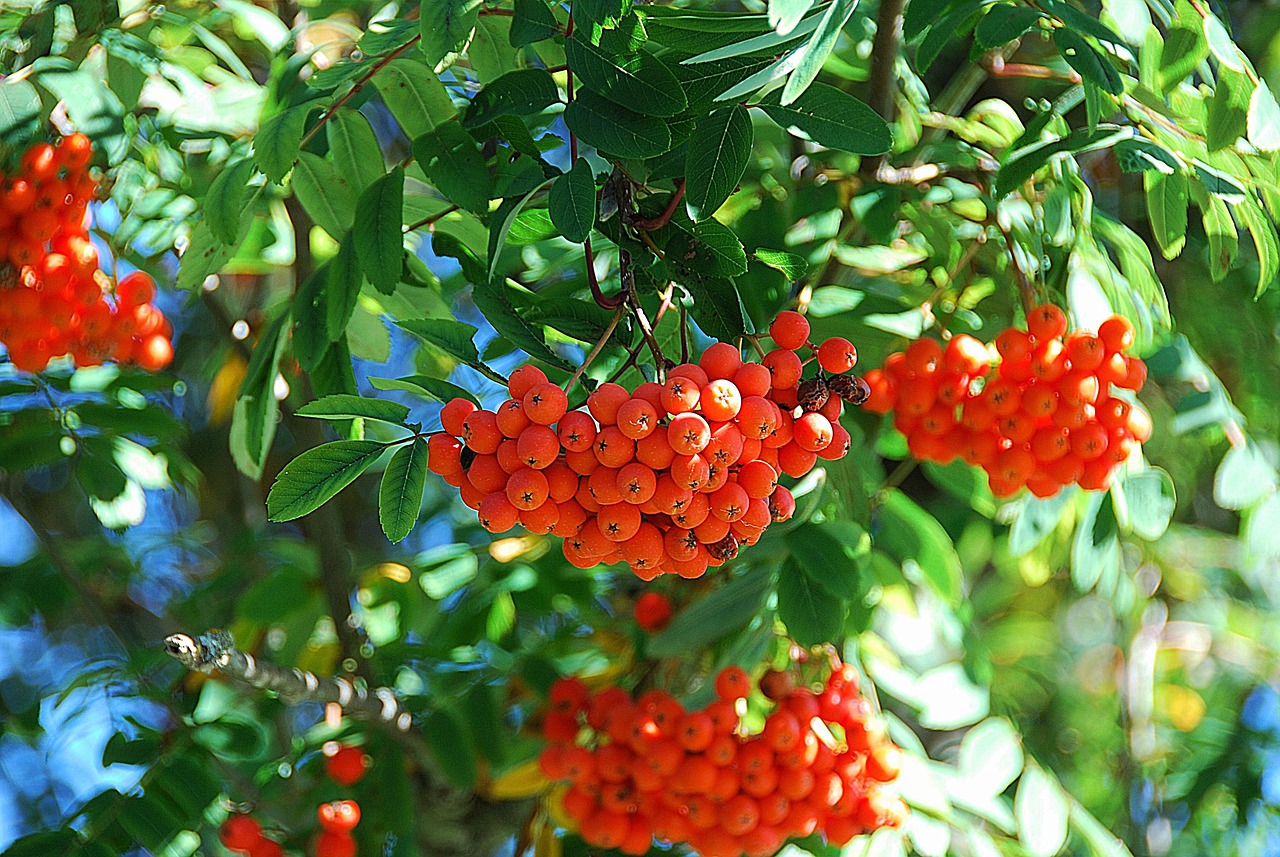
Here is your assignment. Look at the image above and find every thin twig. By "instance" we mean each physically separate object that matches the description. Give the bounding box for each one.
[405,204,460,233]
[566,306,626,392]
[583,237,626,309]
[630,181,686,231]
[298,36,423,152]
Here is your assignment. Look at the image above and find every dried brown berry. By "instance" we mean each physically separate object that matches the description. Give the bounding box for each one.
[707,533,740,562]
[829,374,871,406]
[797,376,830,413]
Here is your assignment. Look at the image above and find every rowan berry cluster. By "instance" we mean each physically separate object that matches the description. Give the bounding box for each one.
[216,744,368,856]
[0,135,173,373]
[427,312,868,579]
[862,305,1151,497]
[538,664,906,857]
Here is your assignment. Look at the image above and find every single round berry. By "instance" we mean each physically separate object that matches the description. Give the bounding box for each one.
[769,311,811,351]
[634,592,673,631]
[325,745,369,786]
[816,337,857,373]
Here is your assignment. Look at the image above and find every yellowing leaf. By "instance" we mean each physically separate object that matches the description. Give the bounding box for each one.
[480,759,549,800]
[207,354,248,426]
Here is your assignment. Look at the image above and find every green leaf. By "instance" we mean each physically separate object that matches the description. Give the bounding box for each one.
[397,318,482,363]
[758,82,891,155]
[327,109,384,193]
[1158,4,1209,94]
[777,557,846,645]
[463,68,560,128]
[780,0,856,104]
[296,394,410,424]
[425,708,478,790]
[526,297,627,345]
[769,0,813,36]
[0,80,41,151]
[563,89,672,158]
[685,106,753,220]
[664,217,749,277]
[753,248,809,281]
[999,125,1134,195]
[379,438,429,542]
[1235,196,1280,296]
[373,58,457,138]
[473,281,574,370]
[1043,0,1124,45]
[488,176,556,278]
[204,158,256,244]
[176,221,238,291]
[648,569,773,657]
[413,123,492,214]
[1008,490,1074,556]
[1142,168,1189,261]
[1120,468,1175,540]
[1053,29,1122,95]
[326,232,365,341]
[230,314,289,479]
[915,1,982,73]
[784,522,868,600]
[1200,191,1238,283]
[369,374,480,406]
[904,0,953,40]
[1016,765,1069,857]
[566,32,688,117]
[678,273,750,341]
[353,167,405,293]
[975,4,1043,48]
[875,490,963,603]
[266,440,386,521]
[292,152,356,238]
[1071,490,1120,592]
[421,0,481,68]
[254,104,312,183]
[548,158,597,243]
[1206,67,1251,152]
[510,0,559,46]
[1248,80,1280,153]
[672,54,778,111]
[30,58,129,163]
[293,262,331,371]
[1214,441,1278,511]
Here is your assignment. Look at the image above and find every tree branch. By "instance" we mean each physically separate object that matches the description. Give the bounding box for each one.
[164,629,414,730]
[298,36,422,152]
[866,0,906,122]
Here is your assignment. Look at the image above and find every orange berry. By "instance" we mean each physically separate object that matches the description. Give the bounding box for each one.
[792,412,833,452]
[596,503,642,542]
[1098,315,1135,352]
[21,142,58,182]
[508,364,548,399]
[904,338,942,376]
[762,348,803,388]
[709,482,749,522]
[733,361,772,397]
[1027,304,1068,341]
[700,378,742,421]
[462,410,502,453]
[816,337,857,373]
[700,341,744,380]
[495,399,531,438]
[427,433,463,475]
[557,410,597,452]
[621,522,664,572]
[587,381,630,424]
[769,310,810,350]
[1064,332,1105,371]
[524,382,568,424]
[715,665,750,700]
[594,426,636,468]
[135,334,173,371]
[317,800,361,832]
[668,412,711,455]
[995,328,1033,362]
[616,462,657,505]
[616,398,658,440]
[661,376,701,414]
[115,270,155,307]
[325,746,368,786]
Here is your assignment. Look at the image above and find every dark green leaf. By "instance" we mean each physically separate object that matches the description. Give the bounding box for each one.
[327,109,384,193]
[648,569,773,657]
[875,490,963,603]
[914,1,981,73]
[777,557,846,645]
[397,318,482,363]
[369,375,480,406]
[1114,139,1178,174]
[780,0,857,104]
[353,166,405,293]
[753,248,809,281]
[413,123,492,214]
[974,4,1043,48]
[678,272,750,341]
[488,176,556,278]
[464,68,561,128]
[563,89,672,158]
[204,158,256,245]
[548,158,597,243]
[784,522,868,600]
[254,104,312,183]
[296,394,410,424]
[421,0,481,68]
[380,438,429,542]
[510,0,560,46]
[326,232,364,342]
[373,58,457,138]
[671,54,778,111]
[904,0,955,40]
[231,314,289,479]
[358,19,421,55]
[665,217,749,277]
[758,82,890,155]
[525,297,627,345]
[1236,197,1280,296]
[472,281,574,370]
[685,106,753,220]
[1053,29,1123,95]
[425,708,478,790]
[292,152,356,238]
[266,440,387,521]
[996,125,1132,195]
[1042,0,1124,45]
[177,221,238,291]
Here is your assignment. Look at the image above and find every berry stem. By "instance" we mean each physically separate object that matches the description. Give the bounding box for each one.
[404,203,459,233]
[583,236,626,309]
[299,35,422,152]
[621,249,667,381]
[630,180,685,232]
[565,305,627,392]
